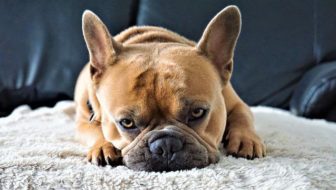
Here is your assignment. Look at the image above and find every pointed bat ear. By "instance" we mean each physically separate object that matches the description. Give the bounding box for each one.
[82,10,122,80]
[197,6,241,84]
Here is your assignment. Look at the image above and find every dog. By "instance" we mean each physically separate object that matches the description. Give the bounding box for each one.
[74,5,266,171]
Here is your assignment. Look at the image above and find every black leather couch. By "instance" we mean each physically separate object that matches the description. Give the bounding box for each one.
[1,0,336,122]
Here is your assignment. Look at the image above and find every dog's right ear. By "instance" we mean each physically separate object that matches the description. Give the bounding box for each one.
[82,10,122,80]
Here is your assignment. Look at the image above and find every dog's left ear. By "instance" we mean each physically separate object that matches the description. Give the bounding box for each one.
[197,6,241,85]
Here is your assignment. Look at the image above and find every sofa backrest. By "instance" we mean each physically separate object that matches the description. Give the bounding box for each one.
[1,0,336,116]
[0,0,135,116]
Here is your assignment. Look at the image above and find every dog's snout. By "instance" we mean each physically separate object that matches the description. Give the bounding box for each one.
[149,137,183,159]
[124,131,210,171]
[124,128,210,171]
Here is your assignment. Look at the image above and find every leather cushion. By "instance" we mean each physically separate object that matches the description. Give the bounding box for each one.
[290,62,336,121]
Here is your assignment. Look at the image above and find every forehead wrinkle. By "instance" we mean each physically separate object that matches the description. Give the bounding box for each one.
[152,62,187,117]
[125,45,188,119]
[131,68,154,92]
[128,62,186,118]
[126,50,154,93]
[156,62,186,94]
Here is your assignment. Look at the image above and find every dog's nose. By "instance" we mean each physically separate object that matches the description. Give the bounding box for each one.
[149,137,183,159]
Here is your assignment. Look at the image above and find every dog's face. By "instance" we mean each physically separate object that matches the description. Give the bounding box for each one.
[96,45,226,171]
[82,6,241,171]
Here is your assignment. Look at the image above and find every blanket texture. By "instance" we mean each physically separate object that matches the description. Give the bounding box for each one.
[0,101,335,189]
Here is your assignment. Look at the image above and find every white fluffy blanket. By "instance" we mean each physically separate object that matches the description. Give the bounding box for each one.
[0,101,335,189]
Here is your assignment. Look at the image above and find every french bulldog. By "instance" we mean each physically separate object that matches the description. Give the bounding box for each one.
[74,5,266,171]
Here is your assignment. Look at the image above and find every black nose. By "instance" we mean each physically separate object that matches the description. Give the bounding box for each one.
[149,137,183,159]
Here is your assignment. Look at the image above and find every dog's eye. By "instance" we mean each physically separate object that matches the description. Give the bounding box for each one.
[190,108,206,121]
[120,119,136,129]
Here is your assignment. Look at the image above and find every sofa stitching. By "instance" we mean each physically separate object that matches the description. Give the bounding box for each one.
[128,0,140,26]
[312,0,318,64]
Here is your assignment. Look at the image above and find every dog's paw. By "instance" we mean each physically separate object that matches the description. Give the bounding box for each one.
[224,128,266,159]
[87,141,122,166]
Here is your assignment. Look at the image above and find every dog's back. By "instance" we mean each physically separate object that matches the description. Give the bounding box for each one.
[115,26,195,46]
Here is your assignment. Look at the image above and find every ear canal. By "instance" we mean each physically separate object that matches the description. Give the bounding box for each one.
[82,10,122,80]
[197,6,241,84]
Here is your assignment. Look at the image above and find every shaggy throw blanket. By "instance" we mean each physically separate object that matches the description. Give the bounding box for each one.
[0,101,335,189]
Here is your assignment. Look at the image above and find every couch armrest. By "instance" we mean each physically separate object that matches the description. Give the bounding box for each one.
[290,62,336,122]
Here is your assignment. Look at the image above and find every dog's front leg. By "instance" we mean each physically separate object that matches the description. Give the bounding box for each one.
[222,83,266,159]
[74,68,122,166]
[76,121,122,166]
[75,103,122,166]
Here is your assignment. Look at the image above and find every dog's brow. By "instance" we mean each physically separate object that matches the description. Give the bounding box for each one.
[181,98,209,107]
[116,107,139,119]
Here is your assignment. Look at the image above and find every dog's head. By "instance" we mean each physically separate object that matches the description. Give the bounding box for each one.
[82,6,241,171]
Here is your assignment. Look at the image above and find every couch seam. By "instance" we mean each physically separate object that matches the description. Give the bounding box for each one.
[128,0,140,26]
[312,0,319,64]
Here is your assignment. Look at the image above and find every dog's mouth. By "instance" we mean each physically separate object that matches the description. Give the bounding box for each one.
[122,126,219,171]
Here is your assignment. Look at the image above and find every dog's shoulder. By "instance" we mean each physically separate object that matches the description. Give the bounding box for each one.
[114,26,195,46]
